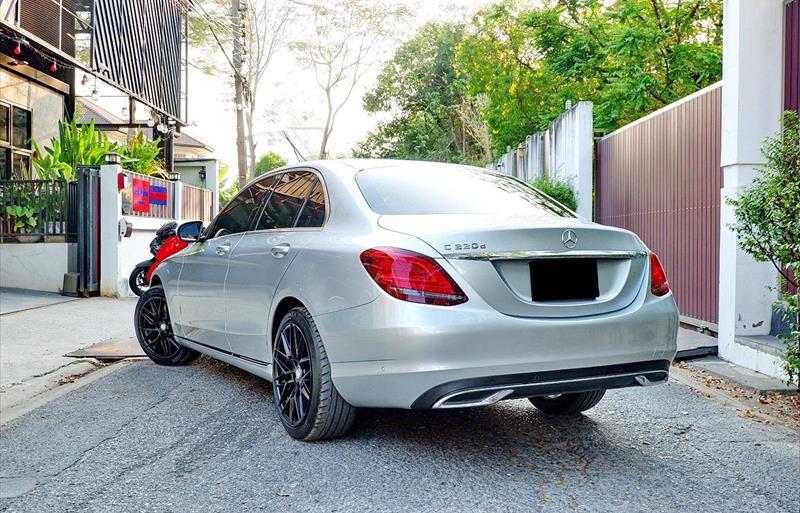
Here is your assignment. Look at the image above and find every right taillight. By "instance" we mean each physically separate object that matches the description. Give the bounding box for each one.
[649,253,670,296]
[360,247,468,306]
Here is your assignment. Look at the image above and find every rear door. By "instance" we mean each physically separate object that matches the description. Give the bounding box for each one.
[174,183,265,350]
[224,170,324,362]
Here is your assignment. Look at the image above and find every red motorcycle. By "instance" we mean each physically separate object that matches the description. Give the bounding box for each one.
[129,221,189,296]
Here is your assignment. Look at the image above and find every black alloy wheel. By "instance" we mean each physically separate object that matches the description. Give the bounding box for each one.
[134,287,199,366]
[272,307,356,441]
[273,322,313,427]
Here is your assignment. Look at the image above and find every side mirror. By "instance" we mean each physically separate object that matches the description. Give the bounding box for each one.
[177,220,204,242]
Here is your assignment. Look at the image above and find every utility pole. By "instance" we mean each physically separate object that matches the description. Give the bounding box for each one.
[232,0,248,189]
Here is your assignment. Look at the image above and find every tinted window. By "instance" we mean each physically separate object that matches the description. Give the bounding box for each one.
[295,179,325,228]
[258,171,316,229]
[209,180,269,237]
[12,106,30,148]
[355,166,575,218]
[0,104,8,143]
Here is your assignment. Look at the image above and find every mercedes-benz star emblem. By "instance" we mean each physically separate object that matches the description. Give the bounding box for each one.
[561,229,578,249]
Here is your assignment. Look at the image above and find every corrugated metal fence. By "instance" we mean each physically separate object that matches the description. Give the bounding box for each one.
[785,0,799,295]
[181,183,213,223]
[595,83,723,328]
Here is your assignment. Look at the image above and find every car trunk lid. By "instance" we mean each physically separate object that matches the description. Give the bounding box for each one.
[379,214,648,318]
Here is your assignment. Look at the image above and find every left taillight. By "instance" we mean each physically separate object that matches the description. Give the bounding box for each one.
[360,247,468,306]
[649,252,670,296]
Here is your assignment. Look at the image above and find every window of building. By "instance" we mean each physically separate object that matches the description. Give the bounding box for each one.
[0,102,32,179]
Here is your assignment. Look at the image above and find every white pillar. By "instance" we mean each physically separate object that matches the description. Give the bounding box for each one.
[98,163,127,298]
[573,101,593,219]
[173,182,183,221]
[718,0,784,376]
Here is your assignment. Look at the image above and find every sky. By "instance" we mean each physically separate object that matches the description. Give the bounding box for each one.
[183,0,495,173]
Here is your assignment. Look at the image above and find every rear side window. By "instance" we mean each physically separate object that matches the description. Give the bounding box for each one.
[355,166,575,218]
[209,176,274,237]
[257,171,317,229]
[295,180,325,228]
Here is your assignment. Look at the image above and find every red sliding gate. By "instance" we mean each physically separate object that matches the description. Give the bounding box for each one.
[595,84,723,328]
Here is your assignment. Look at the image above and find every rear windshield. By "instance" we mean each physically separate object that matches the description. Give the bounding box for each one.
[355,166,576,218]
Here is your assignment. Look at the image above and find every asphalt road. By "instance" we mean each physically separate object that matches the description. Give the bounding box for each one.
[0,357,797,513]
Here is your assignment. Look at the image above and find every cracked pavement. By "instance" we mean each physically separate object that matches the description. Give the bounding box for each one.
[0,357,798,513]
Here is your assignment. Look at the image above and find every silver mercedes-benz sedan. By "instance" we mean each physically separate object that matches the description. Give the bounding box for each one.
[134,159,678,441]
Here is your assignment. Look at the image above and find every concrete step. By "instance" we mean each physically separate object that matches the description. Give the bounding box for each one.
[689,356,798,395]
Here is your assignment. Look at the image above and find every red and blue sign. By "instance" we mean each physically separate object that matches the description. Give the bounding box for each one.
[132,178,150,212]
[150,185,168,206]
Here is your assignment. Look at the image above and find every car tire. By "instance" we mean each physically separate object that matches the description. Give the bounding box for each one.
[129,267,149,297]
[272,306,356,441]
[134,286,199,366]
[528,390,606,415]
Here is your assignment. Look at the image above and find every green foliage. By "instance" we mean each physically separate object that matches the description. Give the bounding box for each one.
[355,22,492,165]
[218,165,239,207]
[4,193,40,233]
[254,151,288,177]
[32,122,168,180]
[120,131,165,177]
[32,119,115,181]
[455,0,723,153]
[531,176,577,211]
[728,112,800,384]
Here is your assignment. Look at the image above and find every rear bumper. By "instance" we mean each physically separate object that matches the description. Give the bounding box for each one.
[411,359,670,409]
[315,288,678,409]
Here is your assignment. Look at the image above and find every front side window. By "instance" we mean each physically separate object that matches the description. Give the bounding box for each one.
[355,166,576,219]
[208,181,267,237]
[257,171,317,230]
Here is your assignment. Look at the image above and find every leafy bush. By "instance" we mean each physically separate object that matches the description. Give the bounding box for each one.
[531,176,577,211]
[218,165,239,207]
[32,119,116,181]
[255,151,287,177]
[121,131,165,177]
[728,112,800,384]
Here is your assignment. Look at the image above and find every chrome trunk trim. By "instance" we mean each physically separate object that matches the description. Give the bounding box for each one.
[441,249,648,261]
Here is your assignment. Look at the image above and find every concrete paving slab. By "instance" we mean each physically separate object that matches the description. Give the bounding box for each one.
[0,288,77,315]
[690,356,797,395]
[0,296,137,389]
[676,327,717,359]
[65,337,145,361]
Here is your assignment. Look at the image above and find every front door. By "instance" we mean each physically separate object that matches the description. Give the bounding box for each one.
[175,181,267,351]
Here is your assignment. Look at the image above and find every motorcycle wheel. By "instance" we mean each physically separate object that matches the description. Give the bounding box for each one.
[129,267,149,296]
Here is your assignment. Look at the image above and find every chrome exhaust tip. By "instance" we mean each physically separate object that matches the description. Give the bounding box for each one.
[433,388,514,409]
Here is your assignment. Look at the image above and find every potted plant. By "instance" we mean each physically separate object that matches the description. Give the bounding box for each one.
[5,199,41,242]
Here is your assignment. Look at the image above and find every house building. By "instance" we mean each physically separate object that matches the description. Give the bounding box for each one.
[0,0,189,179]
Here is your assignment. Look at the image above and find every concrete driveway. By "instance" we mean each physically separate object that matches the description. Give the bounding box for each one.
[0,357,797,513]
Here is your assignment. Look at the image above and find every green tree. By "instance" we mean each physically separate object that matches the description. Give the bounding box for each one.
[254,151,287,176]
[456,0,723,153]
[355,22,492,165]
[728,113,800,384]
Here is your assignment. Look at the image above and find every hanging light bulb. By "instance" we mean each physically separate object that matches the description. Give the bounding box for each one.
[91,89,99,101]
[13,43,21,56]
[50,61,58,73]
[146,119,155,128]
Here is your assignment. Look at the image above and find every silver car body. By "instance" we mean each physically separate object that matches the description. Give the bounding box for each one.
[153,160,678,409]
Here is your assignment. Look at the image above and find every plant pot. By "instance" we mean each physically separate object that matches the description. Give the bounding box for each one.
[16,234,43,243]
[47,221,65,235]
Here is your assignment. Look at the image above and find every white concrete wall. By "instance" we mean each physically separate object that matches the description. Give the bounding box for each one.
[490,101,594,218]
[718,0,785,379]
[0,69,64,149]
[0,243,73,292]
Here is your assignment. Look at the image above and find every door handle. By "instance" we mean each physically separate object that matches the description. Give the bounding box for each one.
[270,243,290,258]
[215,243,231,256]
